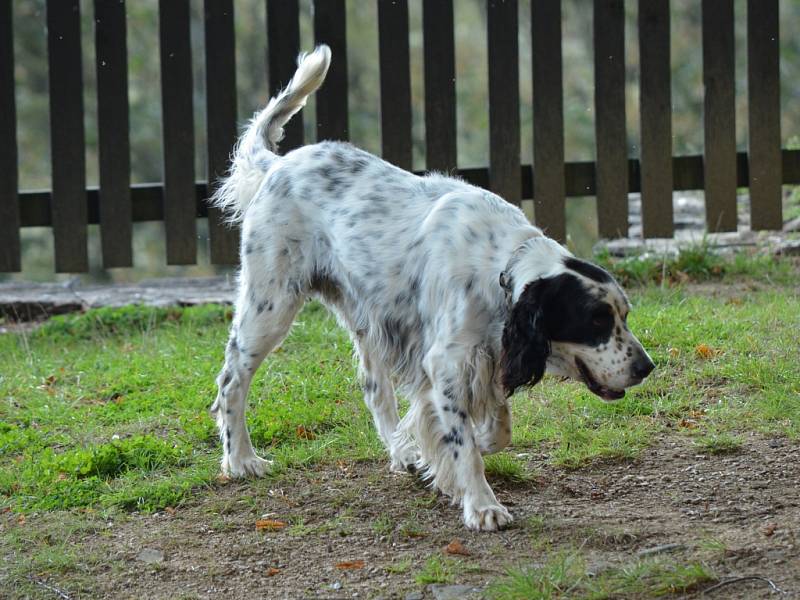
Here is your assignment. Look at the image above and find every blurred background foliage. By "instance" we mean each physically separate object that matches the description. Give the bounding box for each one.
[7,0,800,281]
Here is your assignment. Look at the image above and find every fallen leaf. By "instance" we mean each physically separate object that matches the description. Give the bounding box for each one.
[668,347,680,359]
[295,425,316,440]
[17,514,26,525]
[335,560,365,570]
[443,539,471,556]
[763,523,777,537]
[164,507,177,516]
[678,419,698,429]
[673,270,691,284]
[266,567,280,577]
[255,519,287,531]
[695,344,717,359]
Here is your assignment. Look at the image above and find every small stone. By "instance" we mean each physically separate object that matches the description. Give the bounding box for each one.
[136,548,164,564]
[331,581,342,590]
[637,543,685,557]
[430,584,482,599]
[404,592,423,600]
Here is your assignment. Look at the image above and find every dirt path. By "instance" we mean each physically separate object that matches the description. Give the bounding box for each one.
[6,435,797,599]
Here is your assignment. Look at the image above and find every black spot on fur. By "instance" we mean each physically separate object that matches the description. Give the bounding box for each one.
[453,450,459,460]
[443,427,464,446]
[564,257,613,284]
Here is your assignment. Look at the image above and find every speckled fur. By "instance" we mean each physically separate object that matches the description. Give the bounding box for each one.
[208,45,653,531]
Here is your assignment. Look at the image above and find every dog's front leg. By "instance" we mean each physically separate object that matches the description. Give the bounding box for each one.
[422,351,513,531]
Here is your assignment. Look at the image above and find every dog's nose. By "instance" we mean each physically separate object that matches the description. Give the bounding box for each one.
[631,355,655,380]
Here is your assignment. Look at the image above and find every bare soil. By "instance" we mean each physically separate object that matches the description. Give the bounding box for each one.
[6,435,798,599]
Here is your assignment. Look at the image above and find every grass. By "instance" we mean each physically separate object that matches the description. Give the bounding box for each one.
[1,267,799,514]
[594,244,797,287]
[414,555,459,585]
[0,255,798,596]
[487,552,716,599]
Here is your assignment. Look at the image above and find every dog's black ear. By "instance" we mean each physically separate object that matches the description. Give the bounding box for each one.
[500,280,551,397]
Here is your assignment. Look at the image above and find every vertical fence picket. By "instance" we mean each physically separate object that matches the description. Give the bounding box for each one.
[638,0,674,238]
[0,0,20,272]
[594,0,628,238]
[747,0,782,230]
[702,0,737,232]
[267,0,302,152]
[314,0,348,142]
[422,0,457,172]
[488,0,521,205]
[47,0,88,272]
[159,0,196,264]
[204,0,239,264]
[532,0,565,241]
[378,0,412,170]
[95,0,132,268]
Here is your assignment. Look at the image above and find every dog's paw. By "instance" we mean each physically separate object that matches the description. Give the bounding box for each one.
[223,454,272,478]
[463,502,513,531]
[390,446,421,474]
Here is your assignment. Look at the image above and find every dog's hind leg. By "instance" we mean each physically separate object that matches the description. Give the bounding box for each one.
[356,346,420,473]
[212,278,303,478]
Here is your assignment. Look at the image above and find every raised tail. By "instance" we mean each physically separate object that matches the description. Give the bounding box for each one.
[212,45,331,222]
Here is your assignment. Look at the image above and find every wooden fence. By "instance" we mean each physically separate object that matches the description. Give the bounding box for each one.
[1,0,798,273]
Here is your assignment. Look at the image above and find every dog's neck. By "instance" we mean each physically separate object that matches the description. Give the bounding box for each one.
[500,236,572,304]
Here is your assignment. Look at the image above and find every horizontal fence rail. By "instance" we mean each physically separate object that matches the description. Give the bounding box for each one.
[1,0,796,272]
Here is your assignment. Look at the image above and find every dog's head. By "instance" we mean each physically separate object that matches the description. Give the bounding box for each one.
[499,239,654,400]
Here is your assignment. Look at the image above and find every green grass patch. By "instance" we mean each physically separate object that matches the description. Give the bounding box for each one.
[488,551,716,599]
[1,275,799,514]
[414,555,459,585]
[484,453,532,482]
[594,244,796,287]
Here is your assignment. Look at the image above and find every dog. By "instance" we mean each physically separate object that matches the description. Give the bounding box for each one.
[210,45,655,531]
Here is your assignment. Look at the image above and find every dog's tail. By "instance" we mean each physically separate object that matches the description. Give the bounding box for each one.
[211,45,331,222]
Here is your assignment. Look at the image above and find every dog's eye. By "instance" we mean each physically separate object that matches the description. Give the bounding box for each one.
[591,310,612,327]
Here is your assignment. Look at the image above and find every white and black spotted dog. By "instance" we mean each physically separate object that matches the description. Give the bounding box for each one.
[210,46,655,531]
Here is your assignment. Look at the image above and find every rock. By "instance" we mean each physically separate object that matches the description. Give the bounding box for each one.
[776,240,800,256]
[136,548,165,564]
[429,584,482,599]
[783,216,800,232]
[404,592,424,600]
[636,543,685,557]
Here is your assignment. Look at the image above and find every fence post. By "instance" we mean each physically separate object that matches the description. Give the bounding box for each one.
[488,0,521,206]
[314,0,348,142]
[204,0,240,265]
[422,0,457,173]
[532,0,566,241]
[95,0,133,268]
[638,0,674,238]
[594,0,628,239]
[267,0,303,152]
[0,0,20,272]
[747,0,782,230]
[378,0,413,170]
[47,0,88,272]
